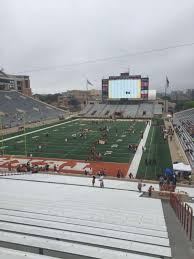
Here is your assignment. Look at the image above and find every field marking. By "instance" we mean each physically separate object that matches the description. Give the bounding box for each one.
[127,121,151,178]
[31,136,39,139]
[145,126,155,179]
[111,144,118,148]
[0,119,79,143]
[16,140,24,144]
[104,151,112,155]
[116,139,123,142]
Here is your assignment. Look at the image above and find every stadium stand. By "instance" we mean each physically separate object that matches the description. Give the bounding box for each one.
[79,103,162,118]
[0,248,60,259]
[0,174,172,258]
[136,103,154,118]
[79,103,93,116]
[173,108,194,167]
[122,105,138,118]
[154,103,163,115]
[0,91,65,128]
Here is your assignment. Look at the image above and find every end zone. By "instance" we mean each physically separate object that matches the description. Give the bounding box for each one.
[0,156,129,177]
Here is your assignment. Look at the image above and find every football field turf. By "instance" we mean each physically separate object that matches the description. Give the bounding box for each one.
[137,124,172,179]
[1,119,146,163]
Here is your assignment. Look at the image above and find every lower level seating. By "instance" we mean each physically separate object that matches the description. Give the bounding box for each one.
[79,103,162,118]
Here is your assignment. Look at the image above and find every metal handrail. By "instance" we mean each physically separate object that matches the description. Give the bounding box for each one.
[170,193,193,241]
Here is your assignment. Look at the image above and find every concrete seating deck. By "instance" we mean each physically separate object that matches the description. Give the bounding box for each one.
[0,91,65,128]
[0,175,171,258]
[79,103,162,119]
[0,248,59,259]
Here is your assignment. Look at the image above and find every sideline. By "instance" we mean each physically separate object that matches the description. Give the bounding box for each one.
[0,118,78,143]
[127,120,151,178]
[145,125,155,178]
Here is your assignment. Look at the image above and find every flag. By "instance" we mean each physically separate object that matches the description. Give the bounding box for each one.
[87,79,93,86]
[166,76,169,88]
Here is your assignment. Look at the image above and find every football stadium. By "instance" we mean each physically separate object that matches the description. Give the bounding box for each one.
[0,69,194,259]
[0,74,172,180]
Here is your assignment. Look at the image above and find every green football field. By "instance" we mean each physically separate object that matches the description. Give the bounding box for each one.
[137,124,172,179]
[1,119,146,163]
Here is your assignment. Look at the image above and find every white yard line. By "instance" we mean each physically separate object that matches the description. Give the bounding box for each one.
[127,121,152,178]
[144,125,155,179]
[0,119,79,143]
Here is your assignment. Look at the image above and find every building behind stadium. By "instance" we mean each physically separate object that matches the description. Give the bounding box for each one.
[0,70,32,96]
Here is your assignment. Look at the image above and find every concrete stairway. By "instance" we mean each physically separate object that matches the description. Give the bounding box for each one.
[162,200,194,259]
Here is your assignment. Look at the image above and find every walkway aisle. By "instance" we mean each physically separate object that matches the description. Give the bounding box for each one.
[162,200,194,259]
[164,120,188,164]
[127,121,151,178]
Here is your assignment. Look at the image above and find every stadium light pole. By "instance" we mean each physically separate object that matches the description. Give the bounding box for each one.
[17,109,27,157]
[0,112,5,156]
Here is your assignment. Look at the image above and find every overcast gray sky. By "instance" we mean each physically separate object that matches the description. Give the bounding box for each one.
[0,0,194,94]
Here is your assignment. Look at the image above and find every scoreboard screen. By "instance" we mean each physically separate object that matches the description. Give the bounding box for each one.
[108,79,141,99]
[102,75,149,101]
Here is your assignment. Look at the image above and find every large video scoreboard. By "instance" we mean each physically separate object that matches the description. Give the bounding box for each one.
[102,73,149,101]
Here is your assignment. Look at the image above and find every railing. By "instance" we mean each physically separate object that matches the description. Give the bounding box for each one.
[160,184,176,192]
[170,192,193,240]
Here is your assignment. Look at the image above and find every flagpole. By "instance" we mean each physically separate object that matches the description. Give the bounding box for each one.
[164,83,167,114]
[86,79,88,106]
[86,79,93,105]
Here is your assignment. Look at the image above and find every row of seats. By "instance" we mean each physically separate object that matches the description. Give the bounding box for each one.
[79,103,162,118]
[0,91,65,128]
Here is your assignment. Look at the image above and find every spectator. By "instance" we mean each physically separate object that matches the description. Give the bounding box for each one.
[148,185,153,197]
[137,180,142,192]
[163,177,168,184]
[145,158,148,165]
[45,164,49,171]
[99,175,104,188]
[8,162,11,171]
[117,170,121,178]
[27,160,30,167]
[92,175,96,187]
[159,176,164,190]
[88,168,93,175]
[172,174,177,186]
